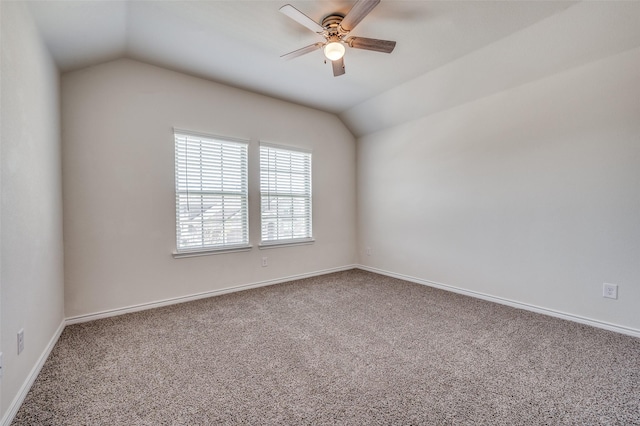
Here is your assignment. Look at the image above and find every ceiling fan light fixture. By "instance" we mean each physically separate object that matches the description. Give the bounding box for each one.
[323,41,345,61]
[280,1,395,76]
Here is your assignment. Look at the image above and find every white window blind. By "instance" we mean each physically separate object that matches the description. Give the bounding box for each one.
[174,131,249,252]
[260,143,312,243]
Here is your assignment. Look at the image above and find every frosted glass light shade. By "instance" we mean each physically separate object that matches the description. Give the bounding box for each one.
[323,42,345,61]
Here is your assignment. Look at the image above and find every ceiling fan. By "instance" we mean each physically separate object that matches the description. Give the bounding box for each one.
[279,0,396,77]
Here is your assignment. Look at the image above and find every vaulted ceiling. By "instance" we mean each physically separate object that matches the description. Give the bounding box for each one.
[25,1,640,136]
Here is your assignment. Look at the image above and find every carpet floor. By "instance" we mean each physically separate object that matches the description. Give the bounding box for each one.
[12,270,640,425]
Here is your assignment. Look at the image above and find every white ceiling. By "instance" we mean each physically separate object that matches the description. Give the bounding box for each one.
[27,0,579,115]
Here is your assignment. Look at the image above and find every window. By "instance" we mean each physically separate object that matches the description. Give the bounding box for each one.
[260,143,312,244]
[174,131,249,254]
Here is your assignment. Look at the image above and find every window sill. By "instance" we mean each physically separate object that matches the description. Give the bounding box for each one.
[173,245,253,258]
[259,239,315,250]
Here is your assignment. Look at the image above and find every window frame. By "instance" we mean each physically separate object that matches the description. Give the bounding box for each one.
[173,129,251,257]
[259,142,314,248]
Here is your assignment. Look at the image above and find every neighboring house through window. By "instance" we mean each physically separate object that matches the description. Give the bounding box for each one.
[174,130,249,254]
[260,143,312,245]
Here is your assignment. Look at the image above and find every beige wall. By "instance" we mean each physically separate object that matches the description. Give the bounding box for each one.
[1,1,65,419]
[61,59,357,318]
[357,48,640,332]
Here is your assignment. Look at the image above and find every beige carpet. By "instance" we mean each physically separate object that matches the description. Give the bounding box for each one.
[12,270,640,425]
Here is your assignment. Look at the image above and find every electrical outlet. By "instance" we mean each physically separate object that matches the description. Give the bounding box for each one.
[262,257,268,267]
[0,352,3,378]
[365,247,371,256]
[17,329,24,355]
[603,283,618,299]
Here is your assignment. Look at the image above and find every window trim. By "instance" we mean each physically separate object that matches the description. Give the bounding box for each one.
[173,128,251,256]
[172,244,253,259]
[259,141,313,245]
[258,238,315,250]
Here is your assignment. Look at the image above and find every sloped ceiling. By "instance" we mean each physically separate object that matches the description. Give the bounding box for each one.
[26,1,640,136]
[341,1,640,136]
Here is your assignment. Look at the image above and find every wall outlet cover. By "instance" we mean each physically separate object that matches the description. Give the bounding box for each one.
[17,329,25,354]
[603,283,618,299]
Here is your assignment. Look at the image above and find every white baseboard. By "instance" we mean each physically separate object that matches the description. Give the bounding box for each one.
[66,264,357,325]
[356,264,640,339]
[1,319,66,426]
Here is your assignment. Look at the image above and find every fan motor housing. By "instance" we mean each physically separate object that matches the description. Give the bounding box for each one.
[322,14,346,37]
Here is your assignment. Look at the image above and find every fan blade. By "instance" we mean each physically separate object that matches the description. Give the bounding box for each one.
[281,42,324,60]
[346,37,396,53]
[280,4,324,34]
[339,0,380,32]
[332,57,345,77]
